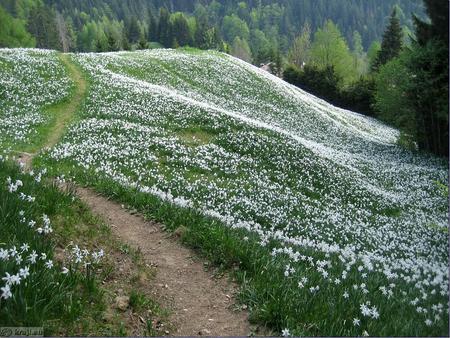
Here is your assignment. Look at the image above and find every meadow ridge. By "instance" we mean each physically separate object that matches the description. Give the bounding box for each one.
[0,48,448,336]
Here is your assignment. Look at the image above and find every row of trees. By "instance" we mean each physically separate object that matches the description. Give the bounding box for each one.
[283,0,448,157]
[0,0,424,62]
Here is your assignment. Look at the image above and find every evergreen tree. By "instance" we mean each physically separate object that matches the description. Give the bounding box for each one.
[171,13,191,47]
[407,0,449,156]
[194,11,209,48]
[148,10,158,41]
[138,32,148,49]
[158,7,172,48]
[27,5,60,50]
[269,47,283,76]
[372,8,403,71]
[126,16,140,44]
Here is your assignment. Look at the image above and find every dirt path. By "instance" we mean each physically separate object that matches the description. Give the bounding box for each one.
[18,54,252,336]
[44,54,87,149]
[78,187,251,336]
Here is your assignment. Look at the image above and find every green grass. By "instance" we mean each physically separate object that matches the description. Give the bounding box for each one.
[0,158,170,336]
[0,159,104,334]
[31,161,447,336]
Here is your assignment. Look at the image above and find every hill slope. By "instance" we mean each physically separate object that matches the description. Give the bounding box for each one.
[1,48,448,336]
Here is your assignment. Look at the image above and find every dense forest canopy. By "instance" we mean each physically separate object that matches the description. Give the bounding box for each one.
[1,0,424,52]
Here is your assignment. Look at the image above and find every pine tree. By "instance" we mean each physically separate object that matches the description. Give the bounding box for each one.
[172,13,191,47]
[407,0,449,156]
[138,32,148,49]
[126,17,140,44]
[148,10,158,42]
[194,14,208,48]
[372,8,403,71]
[27,5,60,50]
[158,8,172,48]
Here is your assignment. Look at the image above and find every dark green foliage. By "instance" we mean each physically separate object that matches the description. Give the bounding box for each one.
[284,65,375,116]
[158,7,172,48]
[372,0,448,157]
[171,13,192,47]
[407,0,448,156]
[27,5,60,49]
[0,5,35,47]
[284,64,340,103]
[372,8,403,71]
[126,17,141,44]
[148,10,158,41]
[137,33,149,50]
[413,0,448,46]
[406,40,448,156]
[340,77,376,116]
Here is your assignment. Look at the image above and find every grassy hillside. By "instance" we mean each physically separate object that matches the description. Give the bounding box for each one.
[1,48,448,336]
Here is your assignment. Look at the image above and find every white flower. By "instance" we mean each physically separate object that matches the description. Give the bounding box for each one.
[0,248,9,260]
[3,273,21,286]
[353,318,360,326]
[343,291,349,299]
[28,251,38,264]
[19,266,30,279]
[362,330,369,336]
[281,328,290,337]
[20,243,30,252]
[370,306,379,319]
[0,284,12,299]
[9,246,17,257]
[45,260,54,269]
[15,255,23,264]
[424,319,432,326]
[10,274,21,285]
[360,303,371,317]
[61,267,69,274]
[2,273,13,285]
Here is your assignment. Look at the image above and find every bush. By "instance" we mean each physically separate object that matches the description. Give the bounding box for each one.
[284,64,375,116]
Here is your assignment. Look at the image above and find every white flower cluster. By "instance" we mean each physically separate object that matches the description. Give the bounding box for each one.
[68,243,104,268]
[0,49,72,145]
[43,50,449,330]
[4,49,446,332]
[0,243,53,300]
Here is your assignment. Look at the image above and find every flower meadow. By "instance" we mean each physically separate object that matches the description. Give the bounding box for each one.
[1,49,448,336]
[0,49,72,149]
[0,156,105,331]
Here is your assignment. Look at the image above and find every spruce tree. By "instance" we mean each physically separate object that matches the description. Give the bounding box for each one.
[407,0,449,156]
[148,10,158,42]
[158,8,172,48]
[126,17,140,44]
[172,14,191,47]
[372,8,403,71]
